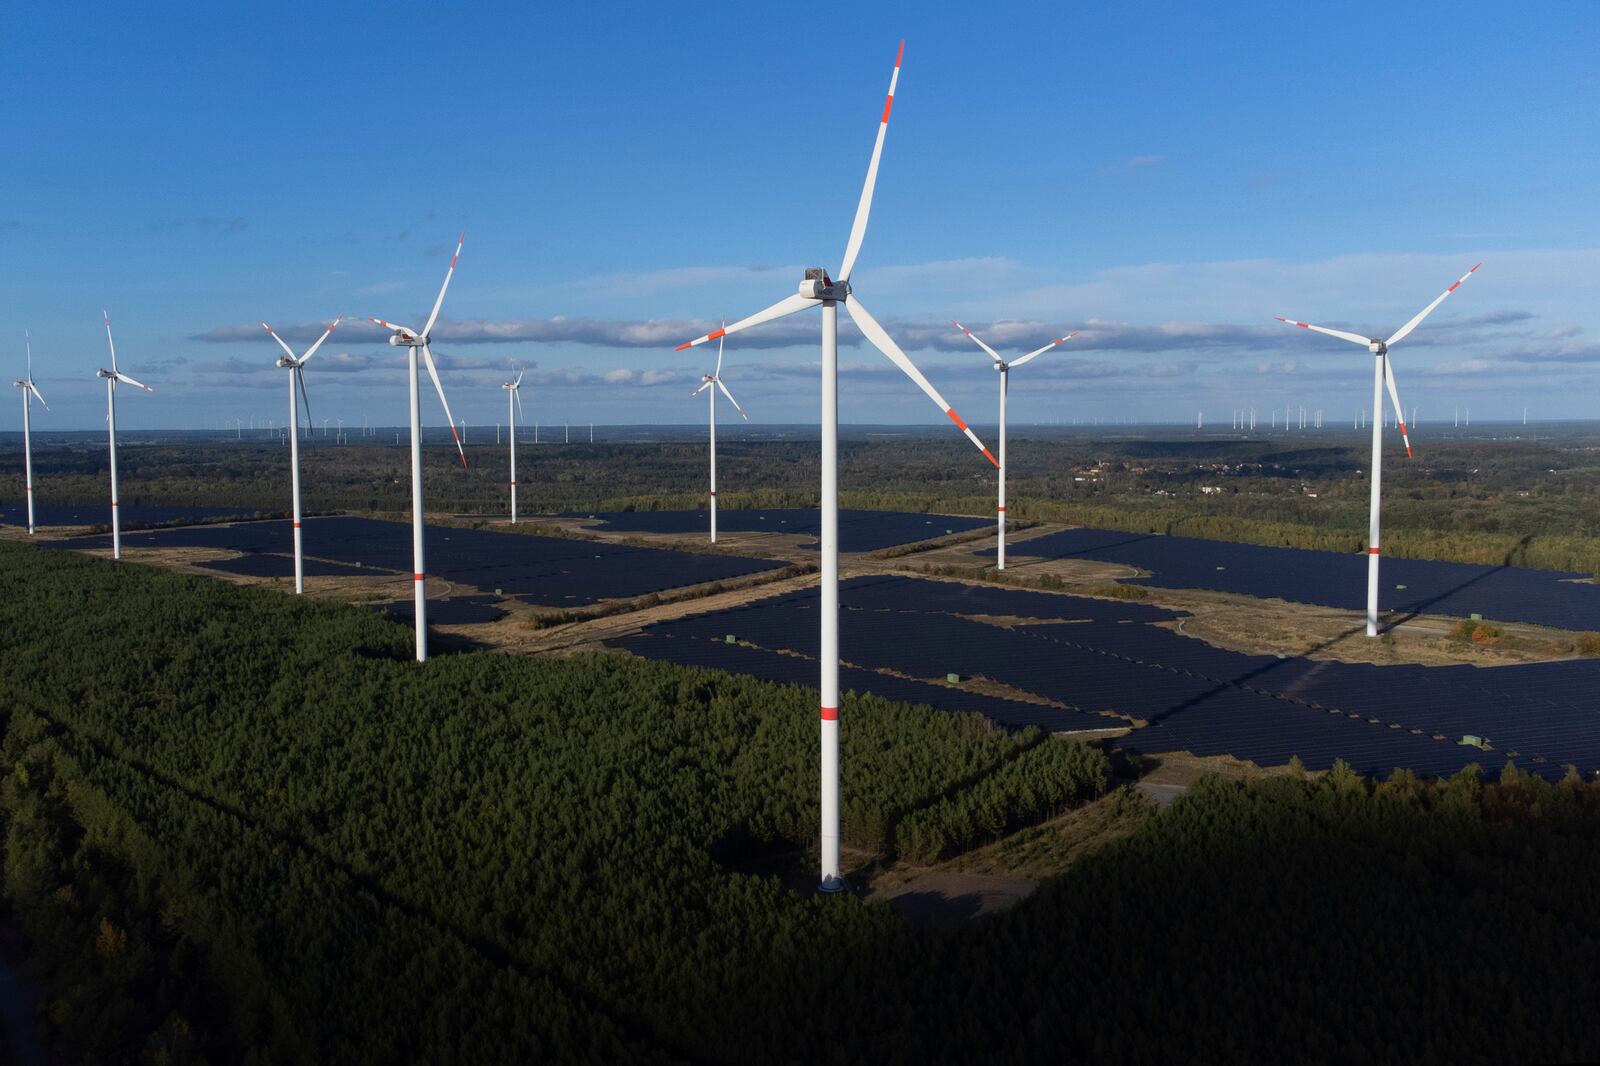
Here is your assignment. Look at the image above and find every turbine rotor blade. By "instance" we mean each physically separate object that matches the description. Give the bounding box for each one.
[1010,331,1078,368]
[297,366,313,431]
[261,321,298,361]
[690,381,712,397]
[1382,355,1412,458]
[951,320,1003,364]
[115,372,154,393]
[714,324,725,378]
[369,317,417,339]
[838,42,902,281]
[300,315,344,364]
[1386,262,1482,348]
[716,378,750,421]
[513,387,524,422]
[837,40,905,284]
[1274,317,1371,347]
[421,343,468,469]
[24,329,31,380]
[102,308,119,373]
[420,232,465,341]
[674,293,815,350]
[847,296,996,467]
[28,383,48,410]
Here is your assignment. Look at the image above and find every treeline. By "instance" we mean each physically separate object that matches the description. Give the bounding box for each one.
[11,431,1600,575]
[0,541,1103,1062]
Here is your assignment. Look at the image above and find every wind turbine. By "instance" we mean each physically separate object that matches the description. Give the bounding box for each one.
[369,234,469,662]
[97,310,155,560]
[502,365,525,523]
[12,331,48,535]
[262,316,342,594]
[674,41,995,892]
[689,324,749,543]
[951,320,1076,570]
[1276,262,1480,637]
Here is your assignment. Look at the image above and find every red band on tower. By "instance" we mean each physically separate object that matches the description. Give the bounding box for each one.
[820,706,838,722]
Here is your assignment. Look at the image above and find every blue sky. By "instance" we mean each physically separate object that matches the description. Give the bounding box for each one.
[3,1,1597,431]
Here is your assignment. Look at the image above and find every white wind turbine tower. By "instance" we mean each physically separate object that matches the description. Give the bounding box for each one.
[502,365,525,523]
[12,331,48,535]
[689,324,749,543]
[262,316,343,594]
[951,320,1076,570]
[1276,262,1480,637]
[675,41,995,892]
[369,234,470,662]
[97,310,155,560]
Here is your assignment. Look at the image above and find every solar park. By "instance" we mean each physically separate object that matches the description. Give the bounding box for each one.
[614,572,1600,780]
[54,514,784,607]
[989,526,1600,631]
[36,506,1600,780]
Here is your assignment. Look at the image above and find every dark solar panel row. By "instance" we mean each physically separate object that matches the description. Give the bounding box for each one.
[581,508,990,552]
[56,515,783,607]
[611,633,1118,734]
[622,576,1593,779]
[997,527,1600,632]
[837,573,1180,622]
[197,554,386,578]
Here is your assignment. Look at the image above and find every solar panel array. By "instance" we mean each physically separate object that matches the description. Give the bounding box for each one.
[616,574,1600,780]
[996,527,1600,631]
[197,555,379,578]
[57,515,783,607]
[581,508,990,552]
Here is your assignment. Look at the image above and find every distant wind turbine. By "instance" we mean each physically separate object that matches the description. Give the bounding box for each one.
[951,320,1076,569]
[97,310,155,560]
[369,235,469,662]
[502,366,525,522]
[689,324,750,542]
[12,331,48,535]
[262,315,342,594]
[1276,263,1480,636]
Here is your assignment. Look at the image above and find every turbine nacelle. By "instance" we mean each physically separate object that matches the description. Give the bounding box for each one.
[387,331,424,347]
[96,368,115,379]
[799,268,847,301]
[276,355,299,369]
